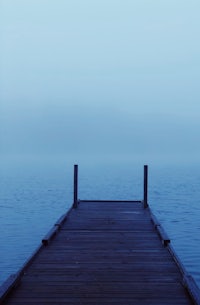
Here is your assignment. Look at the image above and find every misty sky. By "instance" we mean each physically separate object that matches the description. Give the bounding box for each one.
[1,0,200,164]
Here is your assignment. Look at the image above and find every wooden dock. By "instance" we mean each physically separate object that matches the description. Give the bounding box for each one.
[1,165,200,305]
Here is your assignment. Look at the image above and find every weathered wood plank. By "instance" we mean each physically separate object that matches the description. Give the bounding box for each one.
[5,296,190,301]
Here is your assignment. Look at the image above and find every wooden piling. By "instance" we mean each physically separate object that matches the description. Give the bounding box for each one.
[143,165,148,208]
[73,164,78,208]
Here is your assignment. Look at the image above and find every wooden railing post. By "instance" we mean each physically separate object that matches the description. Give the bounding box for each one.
[73,164,78,208]
[143,165,148,208]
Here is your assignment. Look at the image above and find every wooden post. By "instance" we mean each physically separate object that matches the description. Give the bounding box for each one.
[73,164,78,208]
[143,165,148,208]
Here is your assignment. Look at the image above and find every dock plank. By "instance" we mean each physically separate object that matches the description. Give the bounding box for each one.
[1,201,195,305]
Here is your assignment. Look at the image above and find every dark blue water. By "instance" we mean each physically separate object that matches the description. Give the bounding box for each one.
[0,157,200,287]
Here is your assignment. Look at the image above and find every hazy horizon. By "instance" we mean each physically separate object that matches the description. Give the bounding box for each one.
[1,1,200,166]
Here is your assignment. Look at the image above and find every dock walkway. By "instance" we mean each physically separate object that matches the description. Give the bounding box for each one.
[1,200,196,305]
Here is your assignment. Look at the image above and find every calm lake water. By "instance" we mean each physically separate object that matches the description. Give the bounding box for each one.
[0,157,200,287]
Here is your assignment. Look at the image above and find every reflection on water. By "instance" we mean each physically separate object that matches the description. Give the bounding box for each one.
[0,158,200,287]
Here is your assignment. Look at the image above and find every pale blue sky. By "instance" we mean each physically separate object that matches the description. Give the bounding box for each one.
[1,0,200,164]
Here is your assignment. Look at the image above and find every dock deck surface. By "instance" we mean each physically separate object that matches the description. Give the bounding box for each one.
[2,201,194,304]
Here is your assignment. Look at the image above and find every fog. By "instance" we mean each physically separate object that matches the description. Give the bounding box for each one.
[1,0,200,165]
